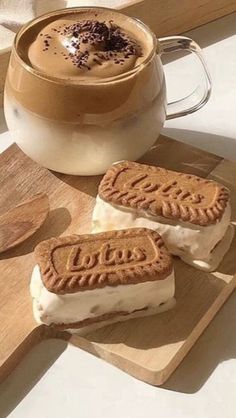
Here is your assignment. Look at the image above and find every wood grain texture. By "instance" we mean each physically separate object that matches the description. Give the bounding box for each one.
[0,193,49,253]
[0,136,235,385]
[121,0,236,36]
[1,0,236,105]
[0,50,10,103]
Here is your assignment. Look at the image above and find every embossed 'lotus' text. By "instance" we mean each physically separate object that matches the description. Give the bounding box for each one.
[68,243,146,272]
[99,161,230,226]
[35,229,173,293]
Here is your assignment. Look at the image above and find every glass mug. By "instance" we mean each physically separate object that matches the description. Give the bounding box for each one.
[4,7,211,175]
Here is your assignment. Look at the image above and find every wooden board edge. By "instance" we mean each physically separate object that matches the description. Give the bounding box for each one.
[68,332,159,385]
[0,324,72,384]
[0,146,235,385]
[160,273,236,385]
[0,91,3,108]
[68,275,236,386]
[0,325,45,384]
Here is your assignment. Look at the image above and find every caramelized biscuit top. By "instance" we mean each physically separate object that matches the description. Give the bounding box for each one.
[35,228,173,294]
[99,161,230,226]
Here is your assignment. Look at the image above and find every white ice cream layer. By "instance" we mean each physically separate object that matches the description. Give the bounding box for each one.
[92,196,233,271]
[30,265,175,327]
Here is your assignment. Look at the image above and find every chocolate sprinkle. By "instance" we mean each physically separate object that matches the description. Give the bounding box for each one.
[41,19,142,71]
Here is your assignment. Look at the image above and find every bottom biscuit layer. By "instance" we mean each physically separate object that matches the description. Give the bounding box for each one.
[54,307,148,330]
[52,298,176,335]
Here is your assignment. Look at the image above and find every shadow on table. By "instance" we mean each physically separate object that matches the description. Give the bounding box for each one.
[0,286,235,406]
[0,207,71,259]
[185,12,236,48]
[85,285,236,395]
[0,110,8,135]
[162,12,236,64]
[54,171,103,198]
[86,263,226,351]
[163,289,236,393]
[84,228,236,393]
[161,128,236,163]
[162,225,236,393]
[0,339,67,418]
[53,129,234,198]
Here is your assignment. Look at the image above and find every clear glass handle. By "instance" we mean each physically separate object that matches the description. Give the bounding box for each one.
[159,36,212,120]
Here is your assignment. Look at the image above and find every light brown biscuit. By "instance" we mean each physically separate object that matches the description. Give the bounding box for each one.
[35,228,173,295]
[98,161,230,226]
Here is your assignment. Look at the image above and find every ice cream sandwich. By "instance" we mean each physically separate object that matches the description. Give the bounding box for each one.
[30,228,175,333]
[92,161,233,271]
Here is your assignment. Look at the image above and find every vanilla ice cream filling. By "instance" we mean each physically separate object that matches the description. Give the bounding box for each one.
[92,196,232,270]
[30,265,175,327]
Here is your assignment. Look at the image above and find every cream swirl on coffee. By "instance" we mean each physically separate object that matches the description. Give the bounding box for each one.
[27,10,149,80]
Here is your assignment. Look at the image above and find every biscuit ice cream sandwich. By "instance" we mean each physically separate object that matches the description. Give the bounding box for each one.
[92,161,233,271]
[30,229,175,333]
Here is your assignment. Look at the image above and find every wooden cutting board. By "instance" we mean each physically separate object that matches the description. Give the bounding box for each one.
[0,136,235,386]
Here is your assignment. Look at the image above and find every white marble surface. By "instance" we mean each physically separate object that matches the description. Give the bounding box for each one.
[0,3,236,418]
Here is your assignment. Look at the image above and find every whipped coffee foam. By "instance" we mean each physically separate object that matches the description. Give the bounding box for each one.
[20,8,153,81]
[28,14,146,80]
[7,8,160,122]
